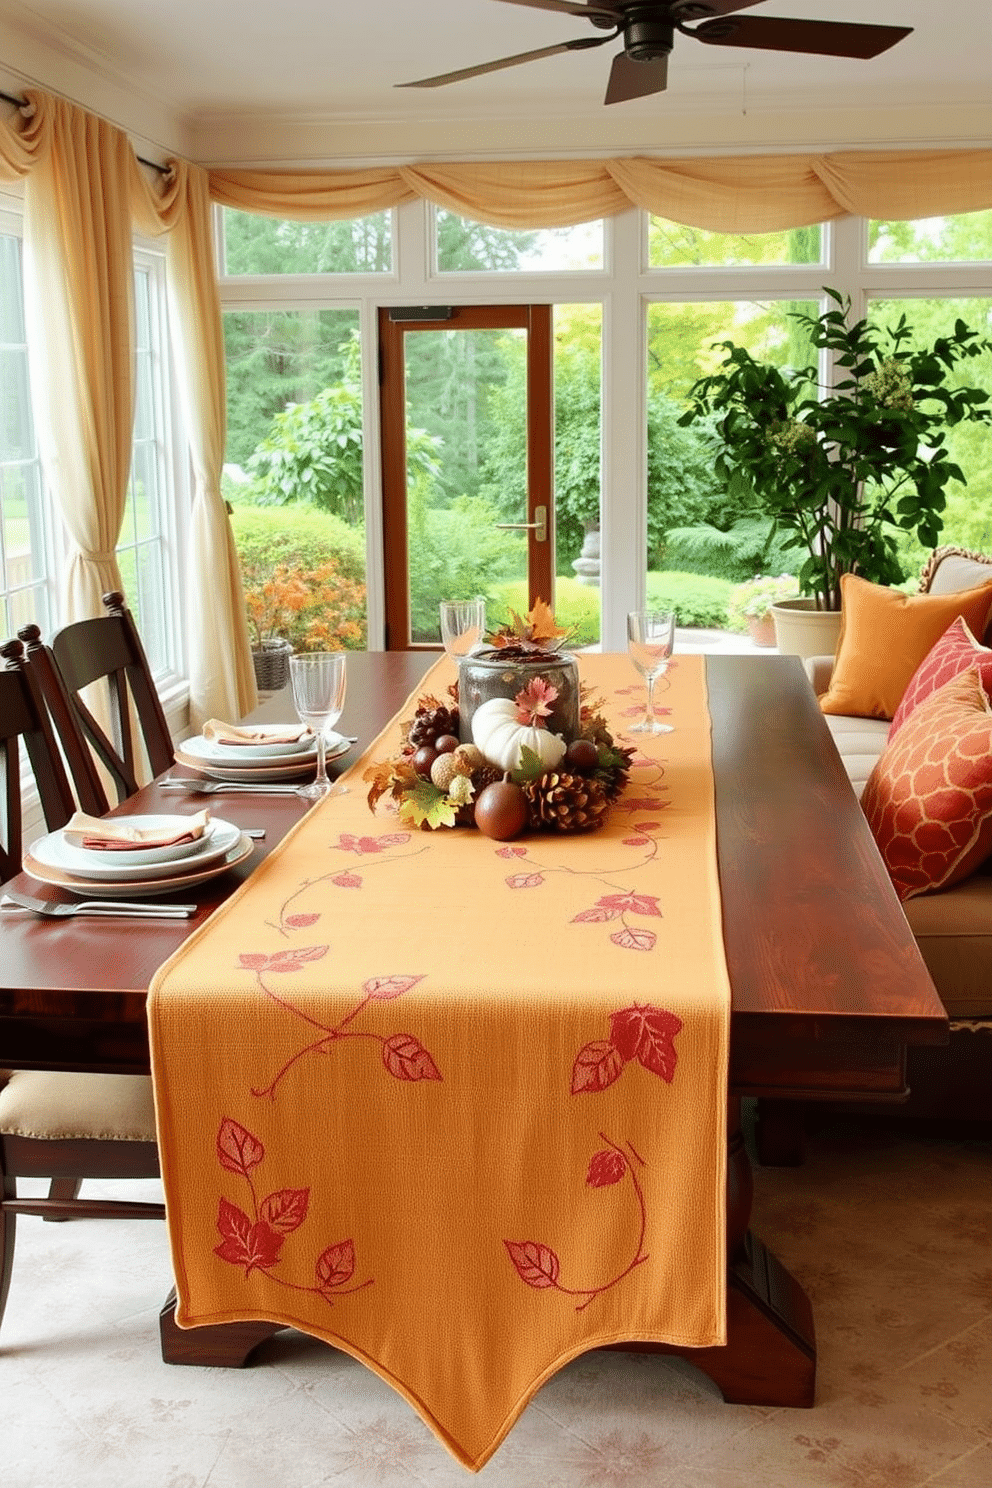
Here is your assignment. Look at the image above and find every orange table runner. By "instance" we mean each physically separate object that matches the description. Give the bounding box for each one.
[148,653,730,1471]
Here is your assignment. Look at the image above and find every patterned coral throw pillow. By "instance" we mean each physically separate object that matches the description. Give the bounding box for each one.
[862,668,992,901]
[889,616,992,738]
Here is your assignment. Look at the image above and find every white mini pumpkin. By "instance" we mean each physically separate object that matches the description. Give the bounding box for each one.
[471,696,567,773]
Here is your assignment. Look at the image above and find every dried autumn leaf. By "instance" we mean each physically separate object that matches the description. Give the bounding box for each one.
[398,780,457,830]
[363,758,396,812]
[527,597,569,645]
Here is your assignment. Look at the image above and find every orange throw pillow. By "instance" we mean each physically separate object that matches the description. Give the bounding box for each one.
[820,573,992,720]
[861,668,992,901]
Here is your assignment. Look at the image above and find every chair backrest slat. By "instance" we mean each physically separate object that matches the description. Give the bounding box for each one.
[20,591,174,809]
[0,640,77,882]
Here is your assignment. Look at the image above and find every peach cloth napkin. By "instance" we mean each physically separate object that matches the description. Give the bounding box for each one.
[63,809,211,851]
[148,654,729,1472]
[202,719,312,746]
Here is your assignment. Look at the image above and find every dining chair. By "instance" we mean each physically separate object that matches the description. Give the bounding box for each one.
[18,590,175,813]
[0,636,164,1340]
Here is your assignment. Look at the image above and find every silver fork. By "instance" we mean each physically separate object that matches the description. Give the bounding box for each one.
[1,888,197,919]
[158,778,302,795]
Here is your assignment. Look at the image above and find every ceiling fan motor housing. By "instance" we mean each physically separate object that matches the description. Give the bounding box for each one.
[623,9,675,62]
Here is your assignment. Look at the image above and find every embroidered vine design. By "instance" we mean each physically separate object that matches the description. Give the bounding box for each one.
[213,1116,373,1305]
[268,830,429,935]
[571,1003,682,1094]
[235,944,441,1100]
[504,1134,648,1312]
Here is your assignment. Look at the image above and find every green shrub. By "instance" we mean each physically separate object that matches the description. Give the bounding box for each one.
[660,517,795,582]
[646,572,737,628]
[408,493,524,642]
[230,506,365,584]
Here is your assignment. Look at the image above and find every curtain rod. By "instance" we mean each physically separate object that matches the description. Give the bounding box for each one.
[0,89,170,176]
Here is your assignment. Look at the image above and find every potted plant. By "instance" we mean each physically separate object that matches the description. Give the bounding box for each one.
[726,574,799,647]
[242,559,366,690]
[679,291,992,655]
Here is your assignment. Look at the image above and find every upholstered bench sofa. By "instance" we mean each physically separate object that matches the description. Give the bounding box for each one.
[803,546,992,1127]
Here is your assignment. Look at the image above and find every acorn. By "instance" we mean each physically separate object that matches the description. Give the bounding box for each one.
[474,778,529,841]
[565,737,599,774]
[412,745,438,777]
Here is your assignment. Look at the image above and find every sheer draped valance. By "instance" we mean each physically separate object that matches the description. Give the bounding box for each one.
[209,148,992,232]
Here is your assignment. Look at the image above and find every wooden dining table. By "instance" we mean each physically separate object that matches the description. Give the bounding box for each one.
[0,650,948,1413]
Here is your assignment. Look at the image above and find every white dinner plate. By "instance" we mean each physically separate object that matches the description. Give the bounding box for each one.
[173,732,351,782]
[23,831,255,898]
[181,732,318,768]
[61,813,224,869]
[199,726,316,760]
[29,818,244,883]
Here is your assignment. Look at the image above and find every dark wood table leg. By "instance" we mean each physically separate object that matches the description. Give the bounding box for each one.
[609,1099,816,1406]
[159,1289,284,1366]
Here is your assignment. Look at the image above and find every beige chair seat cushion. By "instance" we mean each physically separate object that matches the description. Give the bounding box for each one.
[904,867,992,1020]
[821,713,891,799]
[0,1071,157,1141]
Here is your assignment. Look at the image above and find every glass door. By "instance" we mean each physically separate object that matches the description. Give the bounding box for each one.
[379,305,553,649]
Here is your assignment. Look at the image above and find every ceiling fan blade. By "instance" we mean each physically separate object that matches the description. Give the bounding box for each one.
[493,0,621,17]
[604,50,668,105]
[692,15,913,60]
[672,0,766,17]
[397,35,611,90]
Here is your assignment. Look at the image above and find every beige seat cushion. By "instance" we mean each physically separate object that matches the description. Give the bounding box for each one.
[0,1071,157,1141]
[905,867,992,1020]
[821,713,891,799]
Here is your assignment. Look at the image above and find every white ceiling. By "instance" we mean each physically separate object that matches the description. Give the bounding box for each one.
[1,0,990,163]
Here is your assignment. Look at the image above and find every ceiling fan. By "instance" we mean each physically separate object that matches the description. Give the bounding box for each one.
[398,1,913,106]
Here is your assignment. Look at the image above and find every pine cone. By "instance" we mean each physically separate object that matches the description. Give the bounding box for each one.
[524,771,609,834]
[407,698,460,749]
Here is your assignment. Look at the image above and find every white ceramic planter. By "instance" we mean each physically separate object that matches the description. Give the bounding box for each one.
[771,598,843,661]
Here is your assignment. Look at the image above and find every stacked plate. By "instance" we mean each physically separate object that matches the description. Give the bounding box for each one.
[173,725,350,783]
[23,815,255,899]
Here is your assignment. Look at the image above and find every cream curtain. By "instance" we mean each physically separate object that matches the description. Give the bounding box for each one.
[209,149,992,230]
[132,160,257,726]
[11,96,133,620]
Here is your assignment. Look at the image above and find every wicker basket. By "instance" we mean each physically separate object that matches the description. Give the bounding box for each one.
[251,637,293,691]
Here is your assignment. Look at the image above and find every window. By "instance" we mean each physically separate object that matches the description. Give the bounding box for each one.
[648,220,823,270]
[869,212,992,265]
[115,250,177,678]
[435,213,604,273]
[0,206,53,640]
[220,209,393,277]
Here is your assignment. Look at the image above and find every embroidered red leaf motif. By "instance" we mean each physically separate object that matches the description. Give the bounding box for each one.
[338,833,400,855]
[587,1149,627,1187]
[332,872,362,888]
[572,905,621,923]
[238,953,270,970]
[609,1005,682,1082]
[610,926,657,952]
[268,944,329,968]
[598,892,662,918]
[622,797,670,812]
[634,822,661,831]
[571,1040,625,1094]
[259,1187,310,1235]
[622,837,650,846]
[377,833,412,849]
[506,873,544,889]
[382,1033,442,1082]
[504,1240,560,1289]
[214,1198,284,1272]
[497,846,528,859]
[365,974,425,1001]
[285,913,319,928]
[316,1240,355,1291]
[217,1117,264,1177]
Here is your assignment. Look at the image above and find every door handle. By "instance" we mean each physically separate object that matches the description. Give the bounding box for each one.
[495,505,547,543]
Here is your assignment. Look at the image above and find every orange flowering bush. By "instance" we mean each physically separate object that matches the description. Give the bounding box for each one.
[243,558,367,653]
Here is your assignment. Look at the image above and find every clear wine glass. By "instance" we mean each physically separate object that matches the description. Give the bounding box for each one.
[439,598,486,658]
[626,610,676,735]
[289,651,348,802]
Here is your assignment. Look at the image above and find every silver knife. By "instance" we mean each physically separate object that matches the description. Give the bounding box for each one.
[1,887,197,919]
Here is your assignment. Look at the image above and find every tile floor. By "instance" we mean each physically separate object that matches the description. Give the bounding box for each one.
[4,1113,991,1487]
